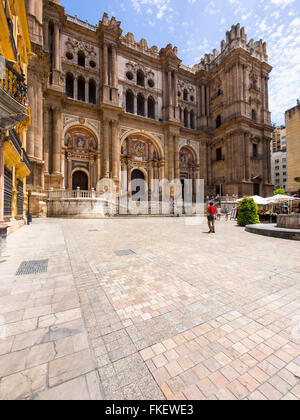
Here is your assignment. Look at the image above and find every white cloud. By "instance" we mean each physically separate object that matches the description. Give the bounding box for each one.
[270,0,295,8]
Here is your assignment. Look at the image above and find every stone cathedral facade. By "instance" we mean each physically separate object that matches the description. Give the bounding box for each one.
[26,0,273,216]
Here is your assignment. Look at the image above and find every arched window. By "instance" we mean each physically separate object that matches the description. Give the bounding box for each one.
[190,110,195,129]
[183,89,188,101]
[137,93,145,116]
[78,76,85,101]
[137,70,145,87]
[66,73,74,98]
[148,96,155,119]
[184,108,189,128]
[89,79,96,104]
[216,115,221,128]
[252,109,256,121]
[78,51,85,67]
[126,90,134,114]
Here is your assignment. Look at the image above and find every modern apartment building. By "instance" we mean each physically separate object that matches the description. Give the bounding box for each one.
[271,151,288,192]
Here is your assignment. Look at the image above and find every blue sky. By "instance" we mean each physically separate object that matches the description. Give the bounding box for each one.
[61,0,300,125]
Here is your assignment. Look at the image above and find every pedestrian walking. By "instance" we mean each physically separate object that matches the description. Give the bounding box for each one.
[207,202,217,233]
[217,207,222,221]
[225,208,229,221]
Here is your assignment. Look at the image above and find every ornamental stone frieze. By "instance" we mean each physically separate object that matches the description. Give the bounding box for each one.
[64,36,98,60]
[63,114,100,138]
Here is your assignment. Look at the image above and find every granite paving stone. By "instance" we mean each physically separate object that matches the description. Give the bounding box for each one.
[0,217,299,400]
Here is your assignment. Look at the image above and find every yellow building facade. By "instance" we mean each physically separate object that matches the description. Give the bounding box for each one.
[286,103,300,195]
[0,0,31,225]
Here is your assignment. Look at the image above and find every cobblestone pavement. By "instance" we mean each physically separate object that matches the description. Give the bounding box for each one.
[0,217,299,400]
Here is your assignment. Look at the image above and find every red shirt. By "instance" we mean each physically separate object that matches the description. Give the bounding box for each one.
[207,206,217,215]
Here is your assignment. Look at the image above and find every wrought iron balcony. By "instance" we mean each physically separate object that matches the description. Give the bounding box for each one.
[9,128,22,156]
[0,59,27,106]
[22,148,31,171]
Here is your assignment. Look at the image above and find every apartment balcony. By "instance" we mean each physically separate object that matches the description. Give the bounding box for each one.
[4,129,31,178]
[0,59,28,130]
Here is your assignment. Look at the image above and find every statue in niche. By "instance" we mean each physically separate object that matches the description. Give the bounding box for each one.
[133,141,145,157]
[121,142,127,155]
[65,134,72,147]
[180,152,187,165]
[77,137,86,149]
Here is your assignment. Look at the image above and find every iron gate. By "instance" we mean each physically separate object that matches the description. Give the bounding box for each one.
[4,167,12,217]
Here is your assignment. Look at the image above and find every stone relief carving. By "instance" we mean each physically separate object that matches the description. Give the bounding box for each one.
[63,115,100,137]
[125,61,155,80]
[65,37,98,60]
[178,80,195,94]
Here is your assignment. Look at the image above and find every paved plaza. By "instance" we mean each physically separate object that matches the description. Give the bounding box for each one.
[0,217,300,400]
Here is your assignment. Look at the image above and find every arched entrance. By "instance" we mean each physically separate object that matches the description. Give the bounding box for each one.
[63,125,99,190]
[131,169,146,201]
[72,170,88,190]
[180,146,198,202]
[120,131,163,199]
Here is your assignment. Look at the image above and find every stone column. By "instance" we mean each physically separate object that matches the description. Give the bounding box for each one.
[226,135,231,184]
[174,72,178,108]
[201,85,205,116]
[112,121,119,181]
[265,77,269,110]
[36,81,43,161]
[134,94,137,115]
[43,106,50,173]
[74,75,78,100]
[206,85,210,119]
[85,80,89,103]
[267,139,271,184]
[199,141,207,185]
[90,159,94,189]
[174,135,180,181]
[159,162,165,181]
[102,120,110,178]
[54,23,60,71]
[53,108,62,174]
[145,97,148,119]
[67,157,72,189]
[164,136,168,180]
[168,70,173,106]
[96,154,101,186]
[44,19,49,52]
[240,133,246,181]
[111,45,118,88]
[207,142,212,186]
[26,81,35,158]
[263,138,268,183]
[245,132,251,181]
[168,134,174,181]
[103,43,108,86]
[27,0,35,15]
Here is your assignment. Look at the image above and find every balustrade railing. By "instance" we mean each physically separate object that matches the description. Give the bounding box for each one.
[0,59,27,105]
[48,189,104,199]
[22,148,31,170]
[9,129,22,156]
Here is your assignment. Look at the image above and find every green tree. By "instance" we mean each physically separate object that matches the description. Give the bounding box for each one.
[237,198,260,226]
[273,188,287,196]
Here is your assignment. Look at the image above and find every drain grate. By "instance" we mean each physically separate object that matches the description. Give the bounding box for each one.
[115,249,135,257]
[16,259,49,276]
